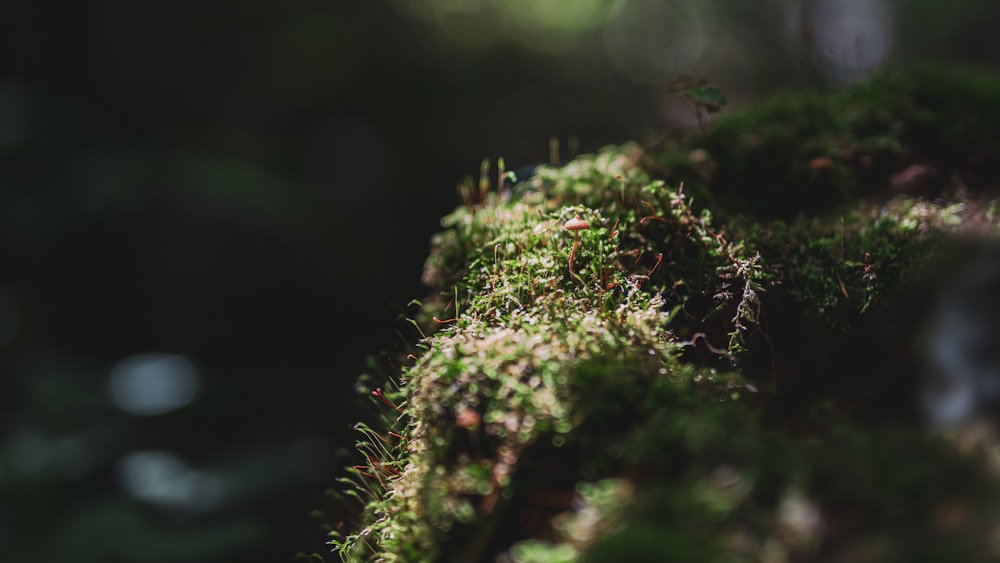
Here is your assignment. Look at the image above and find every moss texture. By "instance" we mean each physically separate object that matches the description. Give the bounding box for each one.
[328,61,1000,562]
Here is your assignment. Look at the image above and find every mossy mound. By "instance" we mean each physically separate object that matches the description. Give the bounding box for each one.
[328,62,1000,562]
[651,61,1000,220]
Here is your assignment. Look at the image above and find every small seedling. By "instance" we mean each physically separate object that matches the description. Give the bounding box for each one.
[667,75,727,131]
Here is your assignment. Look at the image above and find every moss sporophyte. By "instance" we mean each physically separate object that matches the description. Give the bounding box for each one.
[329,63,1000,562]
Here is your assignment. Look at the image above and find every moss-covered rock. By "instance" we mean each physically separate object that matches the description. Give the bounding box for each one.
[328,61,1000,562]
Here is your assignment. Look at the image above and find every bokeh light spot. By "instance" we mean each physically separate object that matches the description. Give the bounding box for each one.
[108,353,199,416]
[117,450,227,515]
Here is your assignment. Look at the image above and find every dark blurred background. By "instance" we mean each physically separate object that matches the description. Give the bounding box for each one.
[0,1,998,562]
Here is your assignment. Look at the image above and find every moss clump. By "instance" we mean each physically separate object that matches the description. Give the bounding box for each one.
[329,62,1000,562]
[651,61,1000,220]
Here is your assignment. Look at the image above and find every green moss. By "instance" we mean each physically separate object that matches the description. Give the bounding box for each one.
[651,60,1000,220]
[330,63,1000,562]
